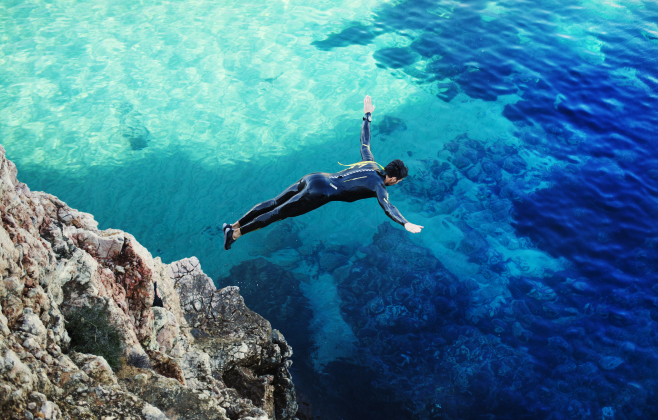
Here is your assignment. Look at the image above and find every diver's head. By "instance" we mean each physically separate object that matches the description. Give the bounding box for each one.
[384,159,408,186]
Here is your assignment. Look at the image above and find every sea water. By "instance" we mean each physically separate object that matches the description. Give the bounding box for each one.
[2,0,658,418]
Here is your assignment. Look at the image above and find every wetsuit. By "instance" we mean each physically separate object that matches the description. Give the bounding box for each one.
[237,112,408,235]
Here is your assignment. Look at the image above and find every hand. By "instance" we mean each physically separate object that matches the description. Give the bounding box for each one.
[404,222,424,233]
[364,95,375,114]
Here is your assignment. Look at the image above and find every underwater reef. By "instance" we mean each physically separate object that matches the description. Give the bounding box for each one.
[213,128,658,420]
[0,145,300,420]
[3,0,658,417]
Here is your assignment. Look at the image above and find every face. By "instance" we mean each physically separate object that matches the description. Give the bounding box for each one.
[385,175,401,186]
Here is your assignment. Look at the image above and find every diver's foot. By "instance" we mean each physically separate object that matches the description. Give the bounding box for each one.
[222,223,230,233]
[223,227,236,250]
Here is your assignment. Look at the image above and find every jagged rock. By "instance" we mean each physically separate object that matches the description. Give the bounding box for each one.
[70,352,117,386]
[120,367,230,420]
[0,144,300,419]
[318,252,348,273]
[169,261,299,419]
[223,366,275,418]
[145,350,186,386]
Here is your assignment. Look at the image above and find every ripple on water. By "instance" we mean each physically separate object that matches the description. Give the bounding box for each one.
[4,0,658,418]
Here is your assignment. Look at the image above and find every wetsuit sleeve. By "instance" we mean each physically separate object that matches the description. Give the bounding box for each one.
[361,112,375,162]
[375,184,408,226]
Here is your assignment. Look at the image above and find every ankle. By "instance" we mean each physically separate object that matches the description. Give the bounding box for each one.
[232,229,241,240]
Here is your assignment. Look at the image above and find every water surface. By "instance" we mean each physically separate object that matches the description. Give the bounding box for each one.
[2,0,658,418]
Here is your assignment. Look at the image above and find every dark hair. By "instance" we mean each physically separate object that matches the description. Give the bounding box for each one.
[384,159,408,180]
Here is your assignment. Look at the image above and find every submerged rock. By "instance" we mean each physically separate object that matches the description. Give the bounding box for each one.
[374,115,408,137]
[117,103,152,151]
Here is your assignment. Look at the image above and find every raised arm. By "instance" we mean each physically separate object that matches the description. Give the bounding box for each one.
[360,95,375,162]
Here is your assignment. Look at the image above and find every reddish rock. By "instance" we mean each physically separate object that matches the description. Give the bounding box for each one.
[146,349,186,386]
[0,144,300,420]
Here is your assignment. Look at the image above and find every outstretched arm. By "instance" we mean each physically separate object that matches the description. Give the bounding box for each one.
[361,95,375,162]
[375,184,424,233]
[375,184,407,226]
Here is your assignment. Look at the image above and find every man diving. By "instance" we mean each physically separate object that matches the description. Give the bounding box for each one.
[223,95,424,250]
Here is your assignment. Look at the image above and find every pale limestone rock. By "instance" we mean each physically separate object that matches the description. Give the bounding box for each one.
[0,305,10,336]
[4,276,23,296]
[20,308,47,344]
[168,257,215,316]
[180,349,213,389]
[71,230,124,260]
[56,206,98,231]
[134,373,148,384]
[40,400,62,420]
[22,337,41,351]
[1,349,34,387]
[70,353,117,386]
[141,403,169,420]
[0,144,299,420]
[150,307,182,354]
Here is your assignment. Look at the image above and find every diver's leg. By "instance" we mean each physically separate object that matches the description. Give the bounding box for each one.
[234,179,305,228]
[238,187,324,236]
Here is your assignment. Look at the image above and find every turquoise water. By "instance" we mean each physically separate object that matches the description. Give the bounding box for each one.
[3,0,658,418]
[1,0,453,272]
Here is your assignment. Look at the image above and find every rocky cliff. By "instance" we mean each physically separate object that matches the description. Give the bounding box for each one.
[0,145,299,420]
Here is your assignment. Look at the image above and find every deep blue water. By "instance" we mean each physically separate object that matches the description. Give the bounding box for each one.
[3,0,658,419]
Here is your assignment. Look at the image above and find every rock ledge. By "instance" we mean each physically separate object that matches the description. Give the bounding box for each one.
[0,145,298,420]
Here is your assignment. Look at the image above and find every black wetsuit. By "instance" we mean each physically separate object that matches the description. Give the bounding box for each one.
[237,112,408,235]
